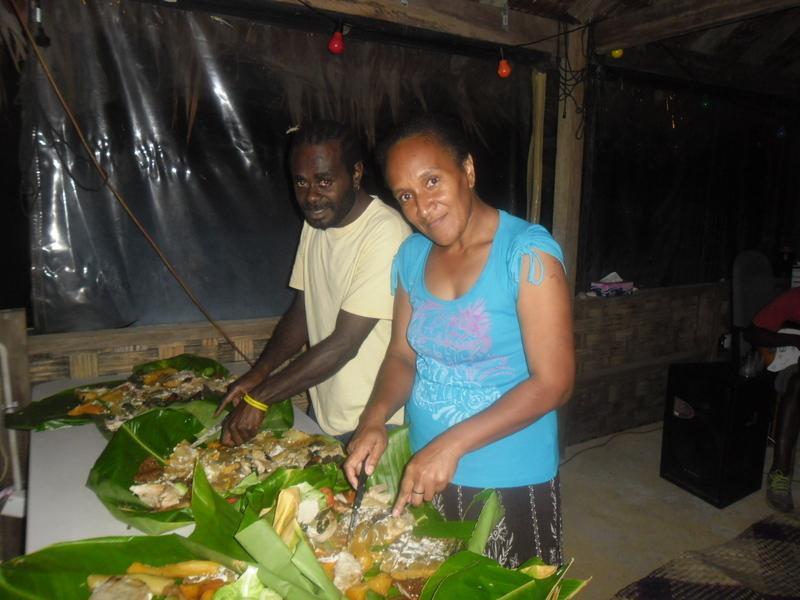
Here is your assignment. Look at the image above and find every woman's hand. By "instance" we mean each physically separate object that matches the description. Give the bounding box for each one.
[392,438,461,516]
[344,420,388,489]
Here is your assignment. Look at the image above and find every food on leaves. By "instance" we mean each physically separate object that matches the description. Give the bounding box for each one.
[87,560,236,600]
[130,429,345,511]
[68,368,234,431]
[272,484,461,600]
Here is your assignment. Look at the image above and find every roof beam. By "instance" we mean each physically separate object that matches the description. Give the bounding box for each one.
[741,11,800,64]
[258,0,558,52]
[594,0,800,53]
[686,22,741,53]
[597,43,800,100]
[567,0,619,24]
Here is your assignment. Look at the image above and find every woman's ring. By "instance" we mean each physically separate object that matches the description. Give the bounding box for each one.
[412,489,424,494]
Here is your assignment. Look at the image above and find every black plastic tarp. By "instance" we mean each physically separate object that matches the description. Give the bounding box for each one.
[23,0,532,332]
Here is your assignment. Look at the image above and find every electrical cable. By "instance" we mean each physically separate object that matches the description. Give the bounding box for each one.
[6,0,254,367]
[560,424,663,467]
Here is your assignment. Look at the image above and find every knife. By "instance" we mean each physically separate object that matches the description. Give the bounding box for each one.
[190,423,222,448]
[346,467,369,544]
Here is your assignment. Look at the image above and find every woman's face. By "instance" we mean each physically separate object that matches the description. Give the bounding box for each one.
[385,134,476,247]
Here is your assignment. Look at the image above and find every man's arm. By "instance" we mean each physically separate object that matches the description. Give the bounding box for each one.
[221,308,378,445]
[251,309,378,404]
[251,291,310,377]
[744,324,800,350]
[216,291,308,417]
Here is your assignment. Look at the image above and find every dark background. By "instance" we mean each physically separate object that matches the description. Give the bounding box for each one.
[577,66,800,290]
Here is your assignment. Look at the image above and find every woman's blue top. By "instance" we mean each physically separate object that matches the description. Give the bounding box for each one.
[392,210,565,487]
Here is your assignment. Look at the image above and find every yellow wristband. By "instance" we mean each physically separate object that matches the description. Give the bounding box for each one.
[242,393,268,412]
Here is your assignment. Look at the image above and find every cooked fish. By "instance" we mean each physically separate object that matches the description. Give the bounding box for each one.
[130,430,345,511]
[299,485,462,599]
[70,370,234,431]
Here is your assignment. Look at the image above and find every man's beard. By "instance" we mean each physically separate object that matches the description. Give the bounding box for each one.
[307,186,357,230]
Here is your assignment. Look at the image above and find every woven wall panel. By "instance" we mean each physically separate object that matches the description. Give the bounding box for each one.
[567,282,729,443]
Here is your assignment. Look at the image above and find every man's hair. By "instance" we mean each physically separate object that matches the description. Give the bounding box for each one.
[378,114,471,173]
[289,120,363,175]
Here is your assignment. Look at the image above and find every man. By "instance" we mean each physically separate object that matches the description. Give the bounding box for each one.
[217,120,410,445]
[745,286,800,512]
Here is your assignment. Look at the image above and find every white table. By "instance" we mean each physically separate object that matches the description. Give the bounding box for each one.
[26,374,321,553]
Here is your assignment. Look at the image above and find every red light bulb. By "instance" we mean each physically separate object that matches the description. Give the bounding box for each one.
[328,31,345,55]
[497,58,512,78]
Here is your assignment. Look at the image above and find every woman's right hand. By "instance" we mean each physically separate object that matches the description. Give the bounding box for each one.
[214,369,264,417]
[344,420,388,489]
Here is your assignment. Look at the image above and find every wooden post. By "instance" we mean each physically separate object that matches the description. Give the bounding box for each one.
[0,309,30,411]
[552,29,587,295]
[0,309,30,560]
[526,70,547,224]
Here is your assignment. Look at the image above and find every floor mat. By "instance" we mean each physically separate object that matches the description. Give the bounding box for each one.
[612,511,800,599]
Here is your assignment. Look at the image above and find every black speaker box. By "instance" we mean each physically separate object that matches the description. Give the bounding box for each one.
[659,362,773,508]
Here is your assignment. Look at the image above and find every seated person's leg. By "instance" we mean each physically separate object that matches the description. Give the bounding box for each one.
[766,365,800,512]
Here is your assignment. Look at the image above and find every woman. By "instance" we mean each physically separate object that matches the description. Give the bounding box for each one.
[343,115,575,568]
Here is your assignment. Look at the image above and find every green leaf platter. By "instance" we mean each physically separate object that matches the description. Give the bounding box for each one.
[5,354,232,432]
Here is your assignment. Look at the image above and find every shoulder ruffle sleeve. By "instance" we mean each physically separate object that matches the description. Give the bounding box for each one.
[391,233,428,296]
[507,224,565,291]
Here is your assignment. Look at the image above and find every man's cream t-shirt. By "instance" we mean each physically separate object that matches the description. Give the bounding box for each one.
[289,197,411,436]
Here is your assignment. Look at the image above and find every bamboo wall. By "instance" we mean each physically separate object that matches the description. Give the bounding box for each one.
[24,282,730,443]
[28,318,279,383]
[566,282,729,443]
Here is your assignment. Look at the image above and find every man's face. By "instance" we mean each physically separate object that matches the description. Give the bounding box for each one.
[290,141,358,230]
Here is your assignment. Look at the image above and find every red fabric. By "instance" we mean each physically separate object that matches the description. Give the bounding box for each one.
[753,287,800,331]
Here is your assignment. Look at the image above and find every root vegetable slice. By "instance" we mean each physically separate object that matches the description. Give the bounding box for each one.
[126,560,223,578]
[68,403,105,416]
[345,582,369,600]
[367,573,394,596]
[272,487,301,546]
[141,368,178,386]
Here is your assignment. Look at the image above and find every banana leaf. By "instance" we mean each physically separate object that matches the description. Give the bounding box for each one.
[367,426,412,498]
[420,552,588,600]
[235,474,503,600]
[0,534,247,600]
[87,408,205,534]
[4,381,125,431]
[236,519,343,600]
[238,463,348,531]
[87,401,295,535]
[131,353,230,379]
[188,463,252,561]
[189,459,349,553]
[5,354,230,432]
[187,458,339,599]
[410,488,502,549]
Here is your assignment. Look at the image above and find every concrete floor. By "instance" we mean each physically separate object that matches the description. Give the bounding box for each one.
[560,423,799,600]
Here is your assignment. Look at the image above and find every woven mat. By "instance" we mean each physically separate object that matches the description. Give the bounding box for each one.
[612,512,800,599]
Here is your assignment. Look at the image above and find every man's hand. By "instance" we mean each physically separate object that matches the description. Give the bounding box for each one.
[344,421,388,489]
[221,401,265,446]
[392,439,461,516]
[215,369,264,417]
